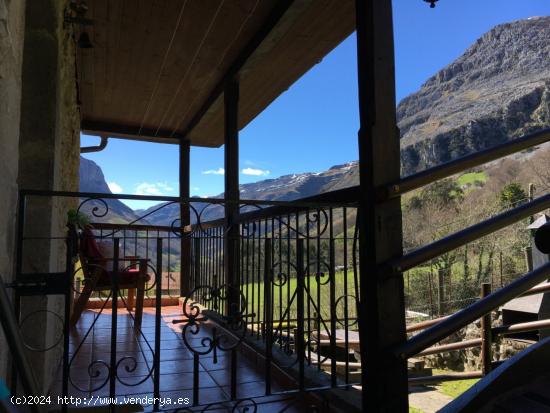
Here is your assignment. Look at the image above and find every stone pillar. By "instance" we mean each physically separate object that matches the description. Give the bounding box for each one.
[0,0,26,383]
[16,0,80,392]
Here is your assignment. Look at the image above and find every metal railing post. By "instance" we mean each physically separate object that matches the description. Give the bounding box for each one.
[153,238,162,410]
[263,238,272,395]
[109,239,119,408]
[194,237,201,291]
[480,283,492,375]
[296,239,305,391]
[329,238,337,387]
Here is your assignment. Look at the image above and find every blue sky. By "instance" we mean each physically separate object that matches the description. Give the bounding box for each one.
[81,0,549,209]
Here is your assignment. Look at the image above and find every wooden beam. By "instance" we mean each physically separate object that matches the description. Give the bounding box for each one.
[180,0,294,140]
[179,140,191,297]
[355,0,408,411]
[81,119,183,144]
[224,79,240,315]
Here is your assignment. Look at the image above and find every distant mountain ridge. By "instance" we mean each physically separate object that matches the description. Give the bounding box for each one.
[79,17,550,225]
[136,161,359,226]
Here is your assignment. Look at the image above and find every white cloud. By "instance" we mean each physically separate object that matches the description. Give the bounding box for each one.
[202,168,225,175]
[242,167,270,176]
[108,182,123,193]
[156,182,174,192]
[135,182,176,196]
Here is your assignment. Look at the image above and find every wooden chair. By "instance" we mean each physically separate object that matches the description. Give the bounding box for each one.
[70,227,150,331]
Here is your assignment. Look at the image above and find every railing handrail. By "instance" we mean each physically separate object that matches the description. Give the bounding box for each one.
[406,282,550,333]
[389,192,550,273]
[191,186,360,229]
[382,128,550,200]
[91,221,182,233]
[393,261,550,359]
[19,188,357,209]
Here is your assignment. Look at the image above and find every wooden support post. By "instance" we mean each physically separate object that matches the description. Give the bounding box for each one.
[224,79,240,316]
[355,0,408,411]
[180,139,191,297]
[480,283,492,375]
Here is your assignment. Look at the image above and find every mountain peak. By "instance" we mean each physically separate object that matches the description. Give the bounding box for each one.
[398,16,550,174]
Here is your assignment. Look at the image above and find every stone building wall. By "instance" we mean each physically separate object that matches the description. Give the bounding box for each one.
[0,0,26,384]
[2,0,81,393]
[47,0,81,393]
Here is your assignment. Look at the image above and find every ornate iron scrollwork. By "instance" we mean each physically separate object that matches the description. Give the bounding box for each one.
[173,284,254,363]
[68,257,161,392]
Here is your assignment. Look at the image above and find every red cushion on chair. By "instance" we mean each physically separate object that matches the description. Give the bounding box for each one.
[80,228,104,260]
[80,228,151,287]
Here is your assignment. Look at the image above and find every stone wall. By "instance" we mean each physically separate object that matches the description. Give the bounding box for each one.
[0,0,26,384]
[420,311,531,372]
[13,0,80,393]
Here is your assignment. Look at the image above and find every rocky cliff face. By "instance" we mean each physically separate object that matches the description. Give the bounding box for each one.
[79,156,140,222]
[398,16,550,175]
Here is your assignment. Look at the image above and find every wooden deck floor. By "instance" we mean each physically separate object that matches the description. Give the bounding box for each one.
[50,306,302,411]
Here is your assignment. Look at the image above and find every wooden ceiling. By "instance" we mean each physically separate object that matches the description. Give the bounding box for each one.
[77,0,355,147]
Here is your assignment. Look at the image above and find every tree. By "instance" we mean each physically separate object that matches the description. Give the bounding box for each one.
[498,182,527,210]
[420,178,464,207]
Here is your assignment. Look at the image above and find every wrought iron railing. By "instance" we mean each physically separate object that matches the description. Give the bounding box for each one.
[9,189,362,412]
[189,200,362,385]
[385,128,550,387]
[87,222,183,298]
[6,128,550,411]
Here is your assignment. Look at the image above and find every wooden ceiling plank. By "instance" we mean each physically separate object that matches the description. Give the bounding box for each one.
[175,0,276,137]
[97,0,124,120]
[234,0,355,137]
[126,0,177,123]
[141,1,220,131]
[179,0,294,140]
[82,0,107,121]
[115,0,156,123]
[104,0,140,123]
[161,0,272,136]
[77,0,356,147]
[190,0,354,146]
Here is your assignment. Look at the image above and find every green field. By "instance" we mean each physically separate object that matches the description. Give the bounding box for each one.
[457,171,487,187]
[434,370,479,398]
[241,270,359,326]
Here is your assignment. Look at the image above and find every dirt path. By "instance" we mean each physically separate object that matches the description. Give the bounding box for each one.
[409,386,454,413]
